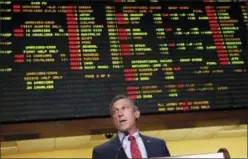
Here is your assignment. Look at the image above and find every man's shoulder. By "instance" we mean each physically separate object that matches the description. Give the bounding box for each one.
[92,138,119,159]
[93,138,116,151]
[141,134,171,156]
[141,134,165,143]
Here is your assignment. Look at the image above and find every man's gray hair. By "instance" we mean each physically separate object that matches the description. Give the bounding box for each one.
[109,94,139,115]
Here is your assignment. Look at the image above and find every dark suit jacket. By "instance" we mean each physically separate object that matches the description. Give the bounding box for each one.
[92,134,170,159]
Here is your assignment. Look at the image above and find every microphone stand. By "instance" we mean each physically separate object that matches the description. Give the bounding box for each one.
[114,132,128,159]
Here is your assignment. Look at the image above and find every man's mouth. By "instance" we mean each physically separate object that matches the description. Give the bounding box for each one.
[119,119,127,124]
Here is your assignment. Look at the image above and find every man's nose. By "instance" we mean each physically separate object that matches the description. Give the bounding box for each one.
[118,109,124,116]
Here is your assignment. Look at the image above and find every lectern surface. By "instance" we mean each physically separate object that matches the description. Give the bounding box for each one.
[155,152,224,158]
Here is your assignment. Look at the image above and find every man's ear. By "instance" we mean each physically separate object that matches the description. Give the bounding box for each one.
[135,109,140,119]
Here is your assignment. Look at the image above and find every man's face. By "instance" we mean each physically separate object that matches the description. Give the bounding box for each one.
[111,98,140,134]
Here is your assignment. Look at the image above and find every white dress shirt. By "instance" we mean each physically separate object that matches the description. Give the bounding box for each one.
[118,131,148,158]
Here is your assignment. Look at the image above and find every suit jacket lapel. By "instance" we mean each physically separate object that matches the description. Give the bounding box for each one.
[111,135,128,159]
[140,134,154,158]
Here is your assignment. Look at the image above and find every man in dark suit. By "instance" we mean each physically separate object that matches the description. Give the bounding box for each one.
[92,94,170,159]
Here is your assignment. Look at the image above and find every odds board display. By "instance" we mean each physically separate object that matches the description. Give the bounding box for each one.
[1,0,248,123]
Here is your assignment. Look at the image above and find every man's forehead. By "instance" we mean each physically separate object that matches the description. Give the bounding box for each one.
[112,98,132,107]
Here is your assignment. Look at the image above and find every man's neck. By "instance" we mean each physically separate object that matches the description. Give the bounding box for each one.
[128,129,137,135]
[118,128,138,137]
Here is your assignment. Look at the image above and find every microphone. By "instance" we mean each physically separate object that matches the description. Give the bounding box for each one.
[114,131,129,159]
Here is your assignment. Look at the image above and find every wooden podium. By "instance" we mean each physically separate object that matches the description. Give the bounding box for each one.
[162,152,224,158]
[154,148,231,159]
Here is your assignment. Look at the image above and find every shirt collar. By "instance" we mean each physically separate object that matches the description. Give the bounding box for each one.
[118,130,140,141]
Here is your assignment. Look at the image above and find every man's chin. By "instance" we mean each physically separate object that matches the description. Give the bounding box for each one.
[118,127,129,133]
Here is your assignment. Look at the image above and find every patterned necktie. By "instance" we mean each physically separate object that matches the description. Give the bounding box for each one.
[128,135,142,159]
